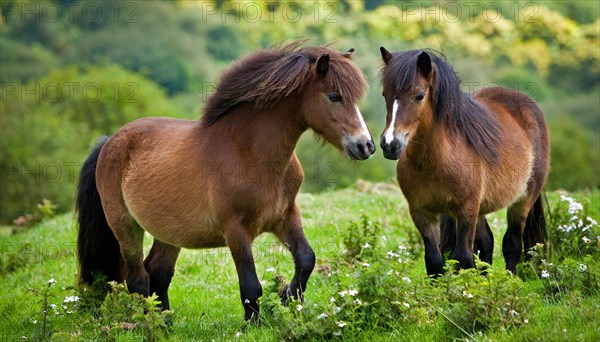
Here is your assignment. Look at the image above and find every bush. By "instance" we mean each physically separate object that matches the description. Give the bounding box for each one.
[263,215,534,340]
[0,64,184,223]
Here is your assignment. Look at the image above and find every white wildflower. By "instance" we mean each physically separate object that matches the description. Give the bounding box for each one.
[402,276,412,283]
[48,278,56,284]
[586,217,597,226]
[338,290,348,297]
[265,267,275,273]
[387,251,399,258]
[541,270,550,278]
[50,304,57,310]
[362,262,370,267]
[403,302,410,308]
[336,321,347,328]
[348,289,358,296]
[568,201,583,215]
[244,299,250,304]
[510,310,519,316]
[362,242,370,249]
[579,264,588,272]
[560,195,574,203]
[64,296,79,303]
[235,332,242,338]
[524,319,529,324]
[333,306,341,314]
[582,236,590,244]
[296,304,303,312]
[330,297,336,303]
[354,299,362,305]
[317,312,328,319]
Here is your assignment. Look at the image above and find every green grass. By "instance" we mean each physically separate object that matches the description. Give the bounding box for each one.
[1,184,598,341]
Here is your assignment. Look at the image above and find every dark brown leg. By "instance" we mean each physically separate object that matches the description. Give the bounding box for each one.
[410,209,444,276]
[474,215,494,265]
[273,204,315,303]
[452,208,478,270]
[503,202,530,273]
[225,219,262,321]
[144,240,180,310]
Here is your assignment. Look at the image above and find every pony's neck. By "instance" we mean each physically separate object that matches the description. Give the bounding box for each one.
[406,106,447,168]
[210,97,306,169]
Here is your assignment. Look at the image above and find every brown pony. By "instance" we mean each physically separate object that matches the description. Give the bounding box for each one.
[378,47,549,275]
[76,42,374,321]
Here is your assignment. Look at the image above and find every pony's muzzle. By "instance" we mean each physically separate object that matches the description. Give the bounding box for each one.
[380,135,404,160]
[345,137,376,160]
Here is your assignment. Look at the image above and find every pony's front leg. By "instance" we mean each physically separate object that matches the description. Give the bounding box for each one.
[410,209,444,276]
[225,219,262,322]
[273,204,315,303]
[452,209,478,270]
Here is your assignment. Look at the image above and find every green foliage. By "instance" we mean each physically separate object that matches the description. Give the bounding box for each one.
[547,194,599,260]
[99,282,172,341]
[1,1,598,221]
[263,215,534,340]
[0,64,184,222]
[519,192,599,300]
[342,214,380,260]
[547,119,600,191]
[1,188,599,340]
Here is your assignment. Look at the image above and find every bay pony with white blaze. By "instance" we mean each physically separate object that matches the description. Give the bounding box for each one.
[379,47,549,275]
[76,42,374,321]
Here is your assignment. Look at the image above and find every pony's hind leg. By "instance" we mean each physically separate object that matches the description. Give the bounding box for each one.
[143,240,181,310]
[273,204,315,303]
[474,215,494,265]
[106,212,150,296]
[503,200,533,273]
[410,209,444,276]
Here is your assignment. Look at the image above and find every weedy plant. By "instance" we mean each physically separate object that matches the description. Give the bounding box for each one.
[263,215,534,340]
[29,278,81,341]
[520,194,600,298]
[97,282,172,341]
[548,194,598,260]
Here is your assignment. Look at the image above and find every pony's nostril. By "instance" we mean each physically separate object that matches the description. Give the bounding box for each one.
[380,137,387,150]
[390,139,400,150]
[357,143,366,156]
[366,140,375,154]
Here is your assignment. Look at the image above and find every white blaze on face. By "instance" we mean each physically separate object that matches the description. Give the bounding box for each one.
[384,99,399,145]
[354,104,371,139]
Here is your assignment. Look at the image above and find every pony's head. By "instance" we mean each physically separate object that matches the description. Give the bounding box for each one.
[202,43,374,160]
[300,47,374,160]
[379,47,437,160]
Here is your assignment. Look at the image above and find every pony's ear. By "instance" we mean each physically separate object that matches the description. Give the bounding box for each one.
[417,51,432,77]
[343,48,355,59]
[380,46,393,65]
[316,54,330,75]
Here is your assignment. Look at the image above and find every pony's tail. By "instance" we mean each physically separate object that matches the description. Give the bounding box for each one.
[76,136,124,285]
[523,194,547,259]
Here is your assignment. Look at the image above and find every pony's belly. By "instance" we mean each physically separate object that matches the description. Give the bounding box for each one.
[122,185,226,249]
[480,152,533,214]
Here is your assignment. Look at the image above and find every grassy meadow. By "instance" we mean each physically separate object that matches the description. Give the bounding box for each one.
[1,183,598,341]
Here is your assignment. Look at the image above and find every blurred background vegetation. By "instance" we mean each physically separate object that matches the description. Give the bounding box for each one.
[0,0,598,223]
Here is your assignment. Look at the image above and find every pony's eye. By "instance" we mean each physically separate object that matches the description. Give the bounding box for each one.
[328,93,342,102]
[415,93,425,101]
